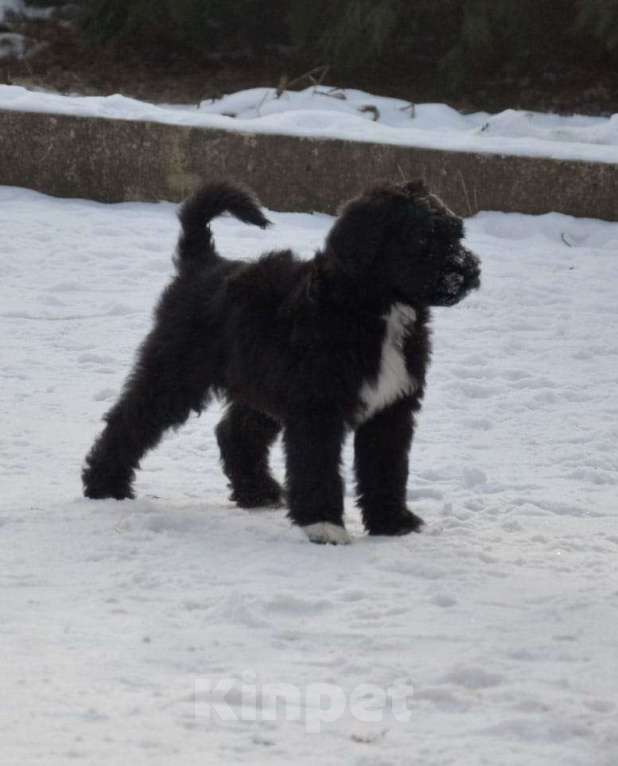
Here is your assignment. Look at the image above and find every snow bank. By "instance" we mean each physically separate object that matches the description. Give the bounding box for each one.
[2,187,618,765]
[2,83,618,164]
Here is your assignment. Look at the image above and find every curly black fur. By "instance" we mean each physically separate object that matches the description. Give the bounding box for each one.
[82,179,481,543]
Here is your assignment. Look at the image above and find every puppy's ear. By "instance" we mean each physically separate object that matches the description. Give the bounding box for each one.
[324,199,390,275]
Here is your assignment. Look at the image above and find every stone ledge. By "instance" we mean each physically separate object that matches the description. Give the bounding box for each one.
[1,109,617,219]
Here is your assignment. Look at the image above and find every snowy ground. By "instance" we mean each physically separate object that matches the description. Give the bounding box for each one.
[2,186,618,765]
[2,84,618,164]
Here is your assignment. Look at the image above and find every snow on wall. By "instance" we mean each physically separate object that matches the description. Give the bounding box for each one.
[2,83,618,164]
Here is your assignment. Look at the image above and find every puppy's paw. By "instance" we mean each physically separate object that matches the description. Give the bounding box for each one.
[367,510,424,536]
[81,453,136,501]
[230,479,284,509]
[83,487,134,500]
[82,471,135,500]
[302,522,351,545]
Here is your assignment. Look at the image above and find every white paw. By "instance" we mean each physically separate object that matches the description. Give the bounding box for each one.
[302,522,351,545]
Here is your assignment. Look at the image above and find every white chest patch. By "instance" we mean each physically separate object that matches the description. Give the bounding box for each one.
[357,303,417,423]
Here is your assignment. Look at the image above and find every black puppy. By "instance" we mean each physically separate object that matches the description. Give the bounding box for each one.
[82,180,480,544]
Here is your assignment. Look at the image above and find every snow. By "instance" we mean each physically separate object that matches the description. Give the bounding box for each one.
[0,0,22,19]
[0,31,26,59]
[0,0,53,21]
[0,0,53,59]
[2,185,618,765]
[2,83,618,164]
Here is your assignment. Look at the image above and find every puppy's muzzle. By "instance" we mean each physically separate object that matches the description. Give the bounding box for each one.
[433,246,481,307]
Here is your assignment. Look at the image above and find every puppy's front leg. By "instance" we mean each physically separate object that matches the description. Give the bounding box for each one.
[284,414,349,544]
[354,399,424,536]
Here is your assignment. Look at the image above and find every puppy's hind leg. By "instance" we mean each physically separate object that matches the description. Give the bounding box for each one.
[284,414,350,544]
[216,403,283,508]
[82,322,211,500]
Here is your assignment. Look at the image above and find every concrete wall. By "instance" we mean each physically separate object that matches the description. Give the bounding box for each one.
[1,108,617,219]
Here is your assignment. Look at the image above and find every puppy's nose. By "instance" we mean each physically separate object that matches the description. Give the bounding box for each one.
[467,258,481,291]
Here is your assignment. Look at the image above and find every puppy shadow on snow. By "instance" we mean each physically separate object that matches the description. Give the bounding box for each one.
[82,178,480,545]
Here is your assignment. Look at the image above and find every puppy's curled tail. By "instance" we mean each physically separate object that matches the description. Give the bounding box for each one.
[176,182,270,273]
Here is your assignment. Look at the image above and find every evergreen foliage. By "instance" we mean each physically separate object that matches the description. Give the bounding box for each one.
[575,0,618,55]
[78,0,285,49]
[75,0,618,77]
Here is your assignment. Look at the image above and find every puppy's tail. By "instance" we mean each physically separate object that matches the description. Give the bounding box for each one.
[176,182,270,273]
